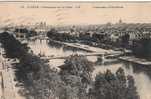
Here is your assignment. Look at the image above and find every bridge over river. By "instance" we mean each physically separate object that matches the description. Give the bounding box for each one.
[32,38,151,66]
[25,37,151,66]
[40,52,123,60]
[37,39,128,60]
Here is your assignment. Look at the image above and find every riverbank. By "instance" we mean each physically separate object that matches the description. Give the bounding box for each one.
[49,39,123,55]
[119,56,151,66]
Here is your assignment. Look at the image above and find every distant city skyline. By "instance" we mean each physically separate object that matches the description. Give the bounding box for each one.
[0,2,151,26]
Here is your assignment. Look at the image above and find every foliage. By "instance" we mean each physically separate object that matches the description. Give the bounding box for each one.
[0,32,29,58]
[0,32,62,99]
[132,38,151,59]
[59,55,94,99]
[60,54,94,84]
[121,33,130,48]
[15,28,37,38]
[91,67,140,99]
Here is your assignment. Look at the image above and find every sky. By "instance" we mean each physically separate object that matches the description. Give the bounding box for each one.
[0,2,151,26]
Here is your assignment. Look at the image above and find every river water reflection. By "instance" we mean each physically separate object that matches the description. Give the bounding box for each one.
[28,39,151,99]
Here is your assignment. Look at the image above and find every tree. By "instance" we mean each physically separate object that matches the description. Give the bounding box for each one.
[0,32,29,58]
[59,54,94,84]
[59,54,94,99]
[0,32,64,99]
[47,28,58,39]
[92,68,140,99]
[121,33,130,48]
[132,38,151,60]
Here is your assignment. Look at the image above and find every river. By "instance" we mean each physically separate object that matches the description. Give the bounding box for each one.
[28,39,151,99]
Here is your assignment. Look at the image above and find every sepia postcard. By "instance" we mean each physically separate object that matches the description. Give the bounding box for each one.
[0,1,151,99]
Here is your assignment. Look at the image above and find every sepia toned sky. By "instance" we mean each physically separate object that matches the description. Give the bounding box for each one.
[0,2,151,26]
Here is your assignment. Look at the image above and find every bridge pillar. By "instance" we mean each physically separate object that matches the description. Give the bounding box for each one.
[46,39,49,43]
[97,54,105,64]
[40,39,42,43]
